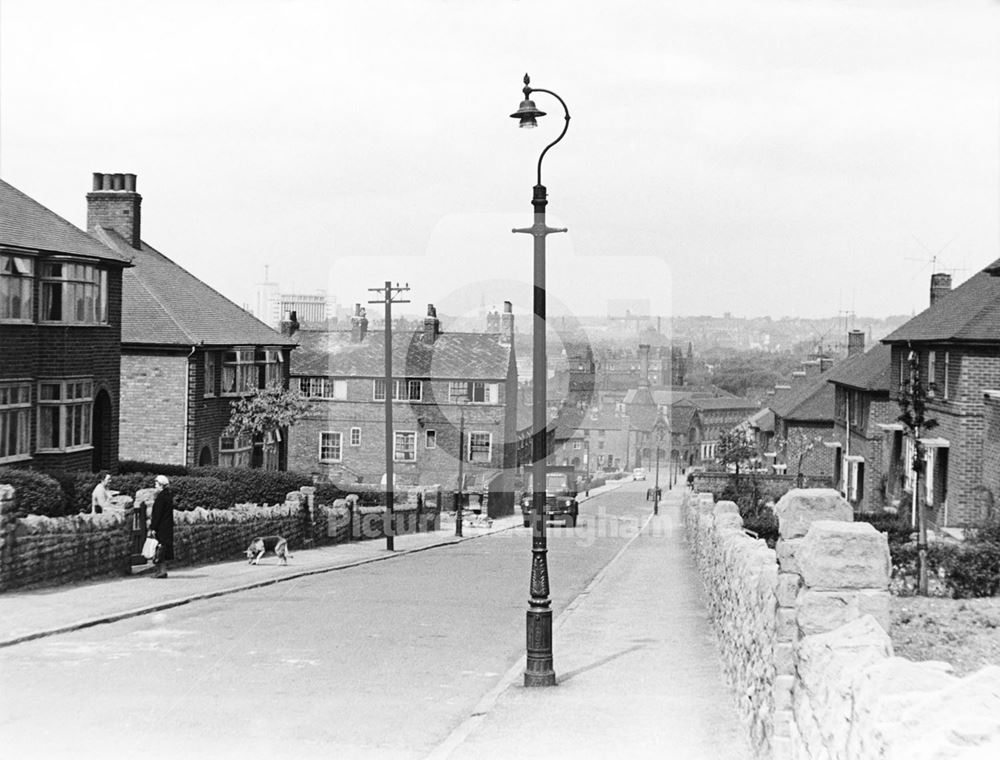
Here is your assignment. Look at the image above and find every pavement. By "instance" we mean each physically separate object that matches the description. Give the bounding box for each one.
[0,477,752,759]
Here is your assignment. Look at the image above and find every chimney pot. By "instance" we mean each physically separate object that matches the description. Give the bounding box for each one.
[112,173,124,191]
[124,173,136,192]
[102,173,113,190]
[92,173,103,191]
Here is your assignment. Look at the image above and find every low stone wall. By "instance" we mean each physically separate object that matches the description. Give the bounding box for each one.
[692,473,833,504]
[683,487,1000,759]
[0,483,440,592]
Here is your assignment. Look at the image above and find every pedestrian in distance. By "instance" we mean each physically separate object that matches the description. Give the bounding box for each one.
[90,471,116,514]
[148,475,174,578]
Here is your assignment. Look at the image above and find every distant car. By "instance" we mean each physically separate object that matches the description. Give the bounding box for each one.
[633,468,647,481]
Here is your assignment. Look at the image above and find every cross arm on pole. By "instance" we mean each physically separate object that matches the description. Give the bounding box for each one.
[512,224,568,237]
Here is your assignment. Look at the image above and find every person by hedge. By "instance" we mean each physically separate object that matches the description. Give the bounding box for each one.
[149,475,174,579]
[90,471,115,514]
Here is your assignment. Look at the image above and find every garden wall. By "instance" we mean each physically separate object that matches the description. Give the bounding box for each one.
[0,483,440,592]
[684,487,1000,759]
[692,472,833,504]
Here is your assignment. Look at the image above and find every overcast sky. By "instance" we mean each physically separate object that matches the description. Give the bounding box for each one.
[1,0,997,324]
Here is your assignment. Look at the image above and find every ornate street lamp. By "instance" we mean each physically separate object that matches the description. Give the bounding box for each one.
[511,73,570,688]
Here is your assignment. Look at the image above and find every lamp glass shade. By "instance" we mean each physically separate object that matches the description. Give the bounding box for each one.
[510,98,545,128]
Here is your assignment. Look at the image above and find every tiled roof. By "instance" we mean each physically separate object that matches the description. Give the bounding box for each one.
[671,404,699,431]
[290,329,513,379]
[691,397,758,412]
[823,344,892,392]
[883,260,1000,343]
[748,408,775,433]
[769,373,835,423]
[0,179,130,264]
[95,228,294,347]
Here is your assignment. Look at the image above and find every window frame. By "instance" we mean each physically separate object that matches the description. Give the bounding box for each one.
[204,351,218,397]
[221,347,256,396]
[319,431,343,462]
[467,431,492,463]
[425,429,436,449]
[0,251,35,323]
[219,433,252,468]
[36,378,93,452]
[0,380,32,463]
[394,430,417,461]
[38,259,108,325]
[374,379,422,402]
[349,427,361,447]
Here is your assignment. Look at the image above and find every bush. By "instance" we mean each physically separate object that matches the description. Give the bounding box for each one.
[742,509,779,547]
[118,460,189,477]
[0,468,64,517]
[188,467,313,505]
[944,542,1000,599]
[857,510,913,549]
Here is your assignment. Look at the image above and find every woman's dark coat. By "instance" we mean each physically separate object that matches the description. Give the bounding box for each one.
[150,487,175,561]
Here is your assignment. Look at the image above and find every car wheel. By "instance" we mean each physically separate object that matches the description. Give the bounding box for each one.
[523,520,531,528]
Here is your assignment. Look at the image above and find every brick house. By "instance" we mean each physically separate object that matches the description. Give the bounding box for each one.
[882,264,1000,527]
[288,302,518,503]
[84,173,297,469]
[824,331,896,512]
[768,362,837,482]
[1,177,130,472]
[689,395,759,463]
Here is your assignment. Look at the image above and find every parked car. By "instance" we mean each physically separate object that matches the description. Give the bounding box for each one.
[633,467,647,481]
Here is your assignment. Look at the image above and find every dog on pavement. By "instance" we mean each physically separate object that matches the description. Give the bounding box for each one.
[245,536,292,565]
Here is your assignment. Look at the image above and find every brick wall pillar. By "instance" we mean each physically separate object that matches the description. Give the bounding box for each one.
[0,484,17,591]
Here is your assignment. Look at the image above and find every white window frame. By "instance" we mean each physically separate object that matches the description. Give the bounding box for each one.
[36,379,93,452]
[449,381,497,404]
[222,347,256,395]
[349,427,361,447]
[39,260,107,325]
[394,431,416,461]
[374,379,422,402]
[319,431,343,462]
[927,351,937,398]
[0,380,32,462]
[467,431,492,463]
[220,433,252,468]
[261,348,283,387]
[943,352,950,399]
[204,351,217,397]
[300,377,346,399]
[425,429,436,448]
[1,252,35,322]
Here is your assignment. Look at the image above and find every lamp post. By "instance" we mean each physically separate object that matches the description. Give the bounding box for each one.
[511,72,570,688]
[653,438,662,515]
[456,400,465,538]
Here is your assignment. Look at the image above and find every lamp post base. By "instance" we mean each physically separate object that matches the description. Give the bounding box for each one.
[524,607,556,687]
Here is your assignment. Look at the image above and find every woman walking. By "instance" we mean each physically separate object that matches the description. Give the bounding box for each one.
[149,475,174,578]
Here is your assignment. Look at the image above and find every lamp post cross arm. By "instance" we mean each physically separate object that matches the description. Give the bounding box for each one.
[512,223,568,237]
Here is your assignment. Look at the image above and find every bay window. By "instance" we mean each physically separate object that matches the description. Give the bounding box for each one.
[1,253,34,321]
[219,434,252,468]
[222,348,256,394]
[37,379,92,451]
[0,381,31,461]
[40,261,107,324]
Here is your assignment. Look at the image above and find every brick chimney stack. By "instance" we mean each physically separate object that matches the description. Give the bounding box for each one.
[87,172,141,249]
[423,304,440,344]
[500,301,514,346]
[638,343,651,386]
[486,308,501,332]
[930,273,952,307]
[350,304,368,343]
[847,330,865,358]
[280,310,299,337]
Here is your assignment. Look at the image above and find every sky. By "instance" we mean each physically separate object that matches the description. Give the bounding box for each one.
[1,0,997,325]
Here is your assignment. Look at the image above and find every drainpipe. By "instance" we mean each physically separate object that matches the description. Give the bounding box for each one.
[844,393,851,497]
[184,345,197,467]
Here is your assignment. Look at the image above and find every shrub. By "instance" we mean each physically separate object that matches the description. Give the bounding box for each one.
[167,475,236,511]
[742,509,779,547]
[944,542,1000,599]
[188,467,313,505]
[118,460,189,477]
[0,468,64,517]
[857,510,913,549]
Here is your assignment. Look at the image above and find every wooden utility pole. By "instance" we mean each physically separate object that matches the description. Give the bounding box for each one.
[369,281,410,551]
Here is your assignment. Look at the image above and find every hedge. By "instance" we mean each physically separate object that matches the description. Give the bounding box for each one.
[0,468,64,517]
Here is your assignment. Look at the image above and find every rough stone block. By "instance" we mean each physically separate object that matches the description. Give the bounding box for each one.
[797,615,893,698]
[798,521,891,590]
[774,488,852,539]
[775,641,795,676]
[714,499,740,516]
[776,538,802,574]
[715,512,743,532]
[776,571,802,607]
[796,588,891,636]
[773,674,795,711]
[777,607,798,642]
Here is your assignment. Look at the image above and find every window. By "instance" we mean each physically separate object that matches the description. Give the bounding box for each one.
[37,379,92,451]
[319,432,342,462]
[222,348,256,394]
[449,381,497,403]
[40,261,107,324]
[425,430,436,448]
[349,427,361,446]
[468,432,492,463]
[299,377,346,399]
[204,352,217,397]
[374,379,422,401]
[258,348,283,387]
[220,434,252,468]
[927,351,937,398]
[394,431,416,461]
[573,441,582,450]
[0,382,31,462]
[943,352,950,399]
[1,253,34,321]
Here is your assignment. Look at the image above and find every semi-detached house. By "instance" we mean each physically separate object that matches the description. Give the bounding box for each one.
[1,177,131,472]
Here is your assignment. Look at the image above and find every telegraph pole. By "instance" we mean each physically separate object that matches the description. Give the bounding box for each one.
[369,281,410,551]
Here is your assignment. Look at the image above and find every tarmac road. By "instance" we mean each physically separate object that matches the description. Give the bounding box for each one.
[0,482,658,760]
